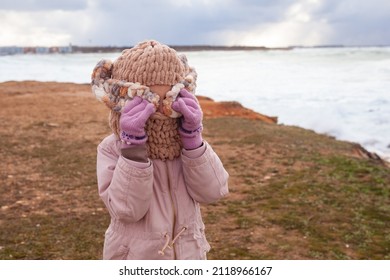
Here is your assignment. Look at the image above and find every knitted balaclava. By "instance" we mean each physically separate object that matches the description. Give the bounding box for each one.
[91,40,198,161]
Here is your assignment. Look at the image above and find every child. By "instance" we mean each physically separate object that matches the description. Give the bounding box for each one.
[91,40,229,260]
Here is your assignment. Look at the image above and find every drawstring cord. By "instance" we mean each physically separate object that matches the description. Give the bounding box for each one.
[158,234,171,256]
[158,227,187,256]
[170,227,187,246]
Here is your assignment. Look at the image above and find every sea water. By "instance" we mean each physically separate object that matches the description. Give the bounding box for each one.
[1,47,389,160]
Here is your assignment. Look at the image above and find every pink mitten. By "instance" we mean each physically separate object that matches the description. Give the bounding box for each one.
[171,89,203,150]
[120,96,156,145]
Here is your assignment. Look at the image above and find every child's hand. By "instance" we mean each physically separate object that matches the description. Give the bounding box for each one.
[120,96,156,145]
[172,89,203,150]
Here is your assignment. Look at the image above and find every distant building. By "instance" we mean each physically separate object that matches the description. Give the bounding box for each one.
[59,45,73,53]
[36,47,50,54]
[0,44,73,55]
[0,46,24,55]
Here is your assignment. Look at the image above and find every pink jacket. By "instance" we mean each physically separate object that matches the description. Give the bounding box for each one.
[97,134,229,260]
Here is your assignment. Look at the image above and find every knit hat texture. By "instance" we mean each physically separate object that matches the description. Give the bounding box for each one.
[91,40,197,115]
[112,40,186,86]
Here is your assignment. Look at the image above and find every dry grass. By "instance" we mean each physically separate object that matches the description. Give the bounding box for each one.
[0,81,389,259]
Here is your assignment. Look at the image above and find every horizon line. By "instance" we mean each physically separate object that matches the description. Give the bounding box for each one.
[1,43,390,48]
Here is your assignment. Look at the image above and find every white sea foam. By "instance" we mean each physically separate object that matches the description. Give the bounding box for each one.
[1,47,389,160]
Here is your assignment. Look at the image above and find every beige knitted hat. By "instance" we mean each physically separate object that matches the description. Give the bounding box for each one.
[91,40,197,116]
[112,40,186,86]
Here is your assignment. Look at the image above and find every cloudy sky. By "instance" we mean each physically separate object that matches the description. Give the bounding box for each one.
[1,0,389,47]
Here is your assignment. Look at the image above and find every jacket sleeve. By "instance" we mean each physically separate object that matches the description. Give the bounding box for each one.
[96,136,154,223]
[181,141,229,204]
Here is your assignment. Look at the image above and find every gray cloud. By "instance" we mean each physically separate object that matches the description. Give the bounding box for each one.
[77,0,295,46]
[1,0,390,46]
[311,0,390,45]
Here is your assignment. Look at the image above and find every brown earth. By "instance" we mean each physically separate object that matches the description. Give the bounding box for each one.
[197,96,278,123]
[0,81,389,260]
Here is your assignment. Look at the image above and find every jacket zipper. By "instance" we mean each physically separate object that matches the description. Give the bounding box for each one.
[167,164,177,259]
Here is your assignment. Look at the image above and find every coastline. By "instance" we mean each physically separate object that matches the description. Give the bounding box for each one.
[1,48,388,164]
[3,44,388,56]
[71,45,293,53]
[0,45,293,56]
